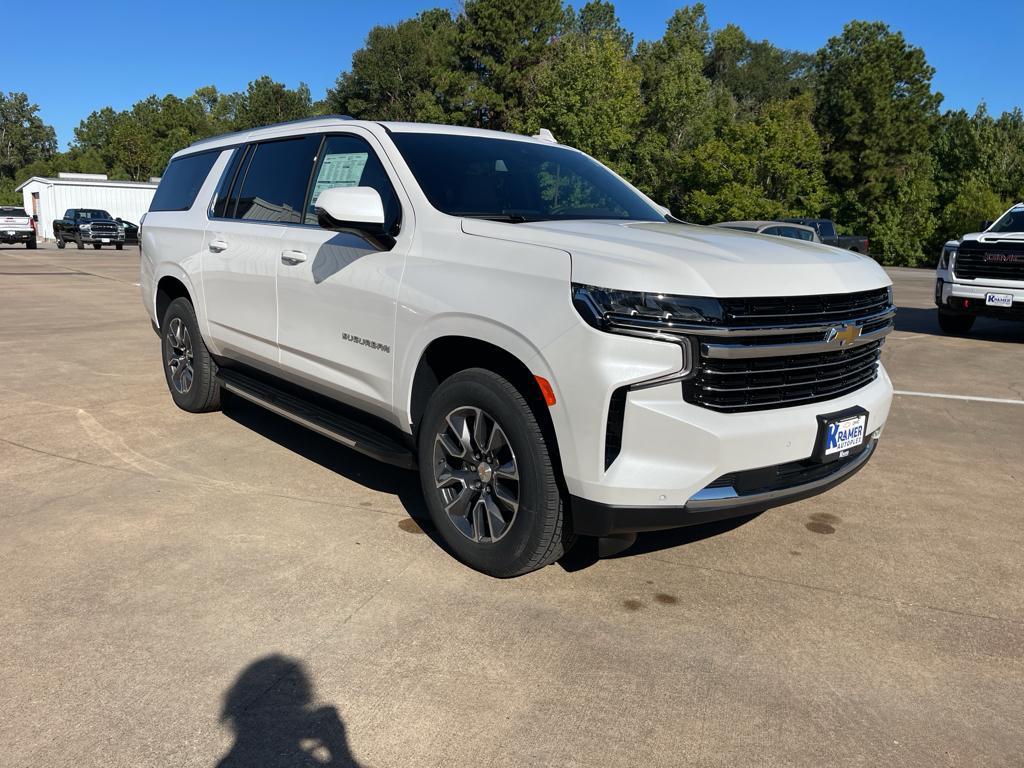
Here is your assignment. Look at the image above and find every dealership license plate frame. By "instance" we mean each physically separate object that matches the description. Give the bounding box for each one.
[985,292,1013,308]
[813,406,869,463]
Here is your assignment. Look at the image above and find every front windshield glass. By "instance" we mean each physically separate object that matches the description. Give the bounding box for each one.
[76,209,112,220]
[389,132,665,223]
[989,205,1024,233]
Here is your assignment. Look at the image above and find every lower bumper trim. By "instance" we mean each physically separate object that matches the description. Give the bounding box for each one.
[571,439,878,536]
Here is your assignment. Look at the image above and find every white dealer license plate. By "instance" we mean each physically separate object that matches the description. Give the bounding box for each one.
[101,238,110,243]
[823,413,867,458]
[986,292,1013,307]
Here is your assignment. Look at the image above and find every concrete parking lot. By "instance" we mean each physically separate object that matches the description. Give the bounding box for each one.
[1,243,1022,767]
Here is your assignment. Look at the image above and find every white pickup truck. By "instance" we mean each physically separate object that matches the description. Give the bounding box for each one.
[140,117,894,576]
[935,203,1024,333]
[0,206,37,249]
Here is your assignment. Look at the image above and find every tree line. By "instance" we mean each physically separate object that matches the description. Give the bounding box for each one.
[2,1,1023,266]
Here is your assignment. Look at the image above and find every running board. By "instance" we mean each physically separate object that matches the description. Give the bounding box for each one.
[218,369,416,470]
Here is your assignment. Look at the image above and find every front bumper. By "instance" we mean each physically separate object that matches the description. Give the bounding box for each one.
[572,438,878,535]
[80,232,125,243]
[936,275,1024,318]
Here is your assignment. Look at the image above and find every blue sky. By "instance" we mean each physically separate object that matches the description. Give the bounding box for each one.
[10,0,1021,149]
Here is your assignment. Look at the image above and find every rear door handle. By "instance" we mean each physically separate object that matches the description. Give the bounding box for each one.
[208,239,228,253]
[281,249,307,266]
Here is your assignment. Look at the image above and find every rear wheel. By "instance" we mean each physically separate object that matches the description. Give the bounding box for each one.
[938,310,975,335]
[160,297,221,413]
[417,368,571,577]
[26,238,36,250]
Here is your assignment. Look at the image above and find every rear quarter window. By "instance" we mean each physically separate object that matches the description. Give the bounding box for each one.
[150,151,220,212]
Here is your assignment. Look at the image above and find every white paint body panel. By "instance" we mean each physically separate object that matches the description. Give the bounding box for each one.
[142,118,894,512]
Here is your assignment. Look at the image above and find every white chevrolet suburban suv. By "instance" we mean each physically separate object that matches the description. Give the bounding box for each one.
[140,116,894,577]
[935,203,1024,333]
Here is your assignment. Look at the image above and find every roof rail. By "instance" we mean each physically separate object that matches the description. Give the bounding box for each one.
[189,114,356,148]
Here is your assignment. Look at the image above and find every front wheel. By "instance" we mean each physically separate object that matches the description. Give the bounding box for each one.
[160,297,221,413]
[938,310,975,335]
[92,243,101,250]
[417,368,571,577]
[115,243,124,251]
[56,237,65,249]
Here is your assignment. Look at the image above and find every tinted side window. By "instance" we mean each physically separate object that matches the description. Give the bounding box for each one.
[306,135,401,232]
[234,136,321,224]
[820,220,837,238]
[210,147,247,219]
[761,226,780,236]
[150,151,219,212]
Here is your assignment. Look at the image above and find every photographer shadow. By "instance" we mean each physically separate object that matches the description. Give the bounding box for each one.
[216,655,362,768]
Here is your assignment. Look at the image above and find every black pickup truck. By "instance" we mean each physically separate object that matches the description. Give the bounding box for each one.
[781,218,870,254]
[53,208,126,250]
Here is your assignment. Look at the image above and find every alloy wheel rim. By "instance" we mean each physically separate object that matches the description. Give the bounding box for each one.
[433,406,520,543]
[165,317,195,394]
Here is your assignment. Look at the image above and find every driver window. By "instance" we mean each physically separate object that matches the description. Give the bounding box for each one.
[305,135,401,233]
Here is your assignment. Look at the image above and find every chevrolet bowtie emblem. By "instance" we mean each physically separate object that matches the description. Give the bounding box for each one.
[825,324,861,346]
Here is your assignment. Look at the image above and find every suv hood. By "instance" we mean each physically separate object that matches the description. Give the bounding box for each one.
[462,218,889,297]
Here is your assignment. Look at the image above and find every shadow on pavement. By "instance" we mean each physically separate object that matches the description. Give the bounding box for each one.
[895,305,1024,342]
[559,513,760,572]
[216,655,362,767]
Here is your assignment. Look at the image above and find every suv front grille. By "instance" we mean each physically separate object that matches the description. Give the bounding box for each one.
[89,222,118,235]
[954,242,1024,282]
[683,288,893,413]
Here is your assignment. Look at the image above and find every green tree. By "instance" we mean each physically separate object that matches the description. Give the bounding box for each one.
[326,9,462,123]
[937,177,1009,245]
[705,25,813,112]
[457,0,567,129]
[232,76,313,131]
[567,1,633,52]
[814,20,942,264]
[519,33,642,172]
[0,92,57,180]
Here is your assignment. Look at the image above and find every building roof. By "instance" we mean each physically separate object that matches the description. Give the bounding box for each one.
[15,175,159,192]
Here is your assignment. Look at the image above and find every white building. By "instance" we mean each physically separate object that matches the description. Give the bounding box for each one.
[16,173,159,241]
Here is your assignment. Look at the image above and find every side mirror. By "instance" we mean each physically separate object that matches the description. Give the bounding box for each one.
[316,186,386,235]
[981,220,994,231]
[116,217,122,222]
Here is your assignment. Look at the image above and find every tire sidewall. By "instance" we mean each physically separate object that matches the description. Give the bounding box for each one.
[160,297,217,412]
[418,370,559,576]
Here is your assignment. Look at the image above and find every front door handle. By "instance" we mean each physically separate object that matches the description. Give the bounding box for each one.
[208,239,228,253]
[281,249,308,266]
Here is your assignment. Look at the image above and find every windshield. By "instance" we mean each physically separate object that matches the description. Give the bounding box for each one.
[389,133,665,223]
[989,205,1024,233]
[76,209,112,220]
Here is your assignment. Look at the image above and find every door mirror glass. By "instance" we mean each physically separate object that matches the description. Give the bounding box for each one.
[316,186,386,233]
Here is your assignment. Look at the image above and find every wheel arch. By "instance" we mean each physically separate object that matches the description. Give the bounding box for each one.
[407,334,568,498]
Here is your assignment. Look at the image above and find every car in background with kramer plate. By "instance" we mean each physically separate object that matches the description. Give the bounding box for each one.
[935,203,1024,333]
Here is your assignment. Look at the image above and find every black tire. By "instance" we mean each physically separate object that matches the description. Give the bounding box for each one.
[26,238,36,250]
[92,243,101,250]
[417,368,571,577]
[75,235,84,250]
[116,243,124,251]
[56,237,65,249]
[938,310,975,335]
[160,297,221,413]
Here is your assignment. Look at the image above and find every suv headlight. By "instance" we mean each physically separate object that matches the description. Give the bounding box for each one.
[80,223,91,230]
[571,284,724,333]
[571,284,724,382]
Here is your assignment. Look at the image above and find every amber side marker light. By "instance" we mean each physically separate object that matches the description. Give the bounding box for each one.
[535,376,556,406]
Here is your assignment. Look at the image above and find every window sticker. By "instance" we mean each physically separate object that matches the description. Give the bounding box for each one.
[311,153,369,203]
